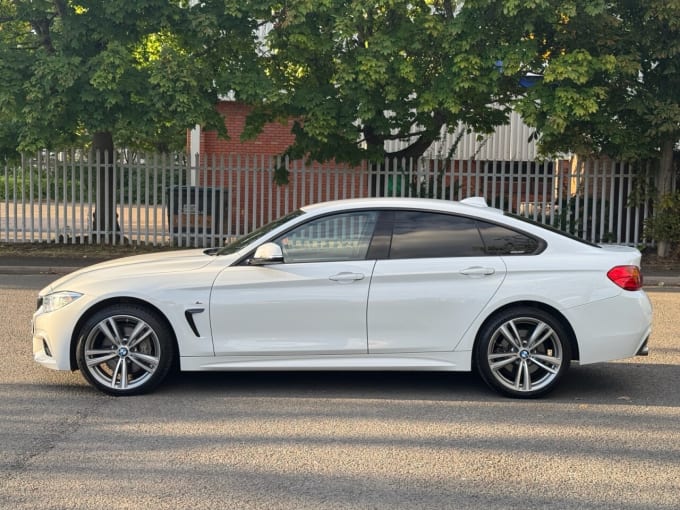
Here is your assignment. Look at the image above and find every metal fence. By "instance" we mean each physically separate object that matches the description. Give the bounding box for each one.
[1,151,655,247]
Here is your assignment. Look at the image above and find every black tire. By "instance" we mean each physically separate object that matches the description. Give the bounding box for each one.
[474,307,572,398]
[75,304,175,396]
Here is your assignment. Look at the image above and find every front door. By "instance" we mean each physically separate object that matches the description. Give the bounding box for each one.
[210,210,379,356]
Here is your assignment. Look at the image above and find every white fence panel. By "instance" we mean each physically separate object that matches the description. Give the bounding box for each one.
[1,152,653,247]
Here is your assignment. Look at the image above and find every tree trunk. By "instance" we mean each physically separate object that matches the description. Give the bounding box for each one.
[656,140,674,257]
[92,131,120,243]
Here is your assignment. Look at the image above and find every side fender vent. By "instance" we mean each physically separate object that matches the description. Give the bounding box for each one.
[184,308,205,337]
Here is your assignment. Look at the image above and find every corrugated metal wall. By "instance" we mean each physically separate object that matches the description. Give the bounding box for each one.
[385,111,541,161]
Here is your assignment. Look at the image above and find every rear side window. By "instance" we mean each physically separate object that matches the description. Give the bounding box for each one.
[390,211,485,258]
[477,221,540,255]
[387,210,542,259]
[506,212,600,248]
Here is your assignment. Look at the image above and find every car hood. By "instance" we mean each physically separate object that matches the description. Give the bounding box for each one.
[41,249,237,295]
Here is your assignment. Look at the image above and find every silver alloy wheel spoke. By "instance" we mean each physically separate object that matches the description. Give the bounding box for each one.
[514,359,529,390]
[111,358,124,388]
[98,319,120,347]
[120,357,128,389]
[85,348,118,367]
[489,353,519,371]
[521,360,531,390]
[127,322,152,349]
[128,352,159,373]
[109,317,124,344]
[527,323,553,350]
[530,354,561,373]
[499,322,523,351]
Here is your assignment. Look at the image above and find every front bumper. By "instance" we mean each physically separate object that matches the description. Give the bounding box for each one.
[31,296,93,371]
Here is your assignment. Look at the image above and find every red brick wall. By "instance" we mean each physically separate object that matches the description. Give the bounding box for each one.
[193,102,367,232]
[189,102,566,233]
[199,102,296,157]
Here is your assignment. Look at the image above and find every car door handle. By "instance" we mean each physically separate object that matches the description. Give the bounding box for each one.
[460,266,496,277]
[329,272,365,283]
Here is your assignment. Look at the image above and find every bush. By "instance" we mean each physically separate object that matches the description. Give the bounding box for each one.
[645,193,680,246]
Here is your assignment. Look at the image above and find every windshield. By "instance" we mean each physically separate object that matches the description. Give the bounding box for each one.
[216,209,305,255]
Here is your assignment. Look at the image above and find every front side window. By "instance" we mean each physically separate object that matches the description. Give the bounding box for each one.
[390,211,485,258]
[274,211,379,263]
[218,209,305,255]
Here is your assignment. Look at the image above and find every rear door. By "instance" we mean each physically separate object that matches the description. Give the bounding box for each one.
[367,210,507,353]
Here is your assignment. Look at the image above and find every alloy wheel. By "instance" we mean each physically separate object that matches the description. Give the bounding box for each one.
[82,314,162,391]
[483,315,567,396]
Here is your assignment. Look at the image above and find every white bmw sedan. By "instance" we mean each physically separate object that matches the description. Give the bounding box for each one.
[32,197,652,398]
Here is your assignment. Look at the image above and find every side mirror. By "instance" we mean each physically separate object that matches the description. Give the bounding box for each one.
[249,242,284,265]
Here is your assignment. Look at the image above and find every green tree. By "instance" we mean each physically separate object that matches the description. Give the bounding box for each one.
[239,0,535,164]
[237,1,678,254]
[0,0,257,238]
[511,0,680,255]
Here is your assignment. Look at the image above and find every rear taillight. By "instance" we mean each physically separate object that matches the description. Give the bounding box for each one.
[607,265,643,291]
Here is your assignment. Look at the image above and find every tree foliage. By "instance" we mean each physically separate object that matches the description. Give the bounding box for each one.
[0,0,257,156]
[0,0,260,237]
[507,0,679,255]
[2,1,678,171]
[239,0,538,163]
[513,0,680,162]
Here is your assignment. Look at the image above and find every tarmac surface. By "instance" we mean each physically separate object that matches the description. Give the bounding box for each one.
[1,254,678,288]
[2,280,680,509]
[3,252,679,509]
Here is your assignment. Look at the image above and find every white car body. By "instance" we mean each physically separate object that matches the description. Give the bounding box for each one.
[32,197,653,397]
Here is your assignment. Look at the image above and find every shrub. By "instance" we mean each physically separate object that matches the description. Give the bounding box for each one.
[644,193,680,246]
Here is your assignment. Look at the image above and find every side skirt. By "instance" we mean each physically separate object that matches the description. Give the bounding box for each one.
[180,351,472,372]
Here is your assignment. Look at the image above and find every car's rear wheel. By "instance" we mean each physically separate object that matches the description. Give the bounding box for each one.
[475,307,571,398]
[75,304,175,396]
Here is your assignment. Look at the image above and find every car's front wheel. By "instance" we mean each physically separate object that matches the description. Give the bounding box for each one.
[475,307,572,398]
[75,304,175,396]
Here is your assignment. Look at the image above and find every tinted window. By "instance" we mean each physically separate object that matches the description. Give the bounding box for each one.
[275,211,379,263]
[477,221,540,255]
[390,211,485,258]
[506,212,599,248]
[218,209,304,255]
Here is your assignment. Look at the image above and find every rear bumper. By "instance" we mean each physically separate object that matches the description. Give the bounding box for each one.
[636,336,650,356]
[567,290,653,365]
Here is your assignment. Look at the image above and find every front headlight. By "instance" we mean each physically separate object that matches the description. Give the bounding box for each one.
[40,291,83,313]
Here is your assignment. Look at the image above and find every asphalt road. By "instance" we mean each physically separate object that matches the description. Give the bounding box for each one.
[1,278,679,510]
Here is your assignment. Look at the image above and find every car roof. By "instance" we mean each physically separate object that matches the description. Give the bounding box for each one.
[295,198,572,250]
[300,197,505,218]
[245,197,600,258]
